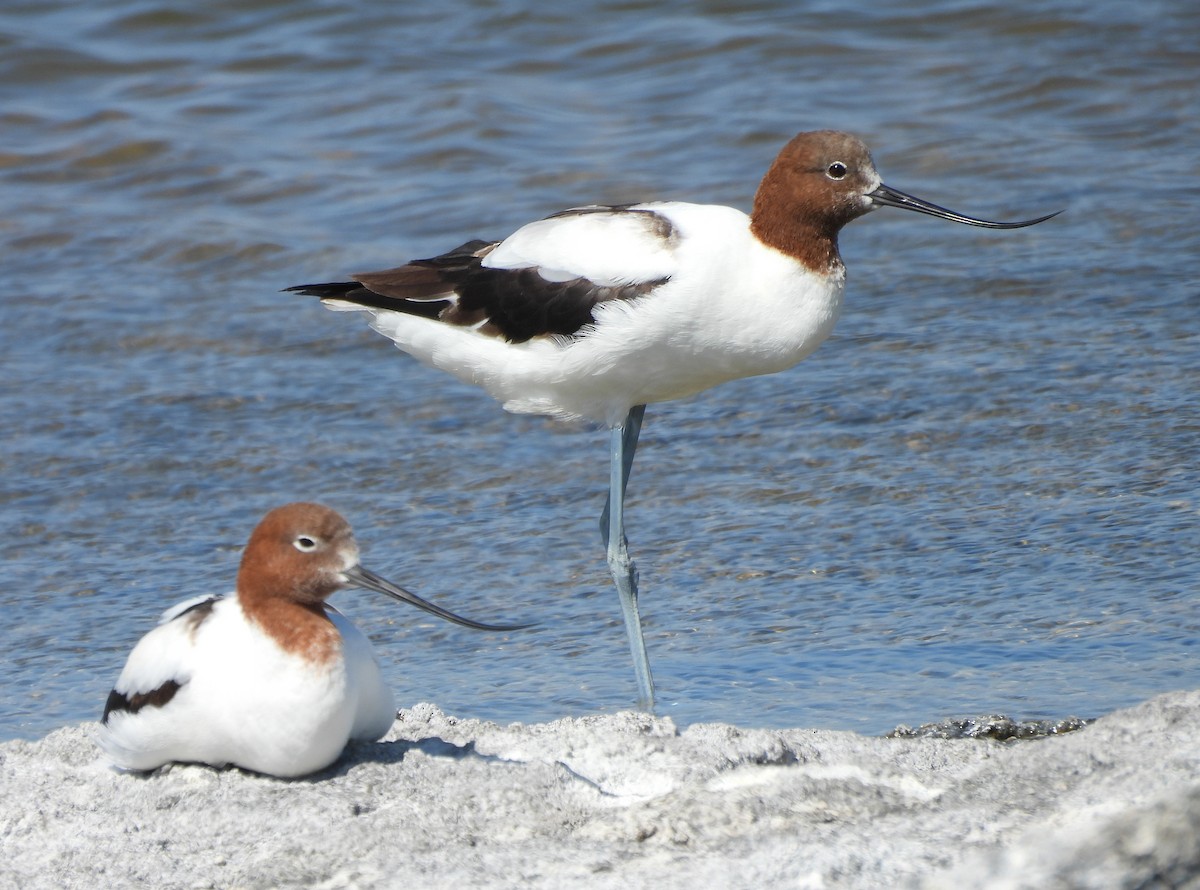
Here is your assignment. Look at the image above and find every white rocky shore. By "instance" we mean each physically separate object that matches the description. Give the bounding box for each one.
[2,690,1198,889]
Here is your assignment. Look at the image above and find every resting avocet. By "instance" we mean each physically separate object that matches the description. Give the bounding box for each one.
[98,502,526,777]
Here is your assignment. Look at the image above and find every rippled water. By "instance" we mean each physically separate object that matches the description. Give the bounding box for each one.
[2,0,1198,741]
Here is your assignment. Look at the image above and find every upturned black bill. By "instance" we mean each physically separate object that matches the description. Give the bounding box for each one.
[344,565,534,632]
[870,183,1060,229]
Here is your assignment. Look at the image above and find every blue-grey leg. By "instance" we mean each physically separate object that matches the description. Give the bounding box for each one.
[599,404,654,709]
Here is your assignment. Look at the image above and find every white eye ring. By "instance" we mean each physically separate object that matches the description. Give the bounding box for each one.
[826,161,848,180]
[294,535,319,552]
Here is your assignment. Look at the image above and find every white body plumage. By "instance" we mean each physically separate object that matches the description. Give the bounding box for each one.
[98,593,393,778]
[330,202,845,426]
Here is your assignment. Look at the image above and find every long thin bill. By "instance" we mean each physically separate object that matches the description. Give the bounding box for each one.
[870,183,1061,229]
[343,564,534,632]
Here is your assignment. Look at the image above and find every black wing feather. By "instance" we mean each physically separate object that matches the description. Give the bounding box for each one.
[102,680,182,723]
[287,215,671,343]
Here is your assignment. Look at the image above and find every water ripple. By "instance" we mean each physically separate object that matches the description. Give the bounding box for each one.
[1,0,1197,740]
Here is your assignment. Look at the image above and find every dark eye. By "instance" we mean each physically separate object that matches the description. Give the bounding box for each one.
[294,535,318,552]
[826,162,848,180]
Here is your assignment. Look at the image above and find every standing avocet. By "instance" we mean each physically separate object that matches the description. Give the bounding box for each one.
[287,130,1057,709]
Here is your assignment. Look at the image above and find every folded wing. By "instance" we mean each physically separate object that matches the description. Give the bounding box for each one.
[287,205,680,343]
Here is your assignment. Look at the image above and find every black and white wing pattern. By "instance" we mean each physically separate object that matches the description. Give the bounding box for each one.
[100,595,219,724]
[287,205,682,343]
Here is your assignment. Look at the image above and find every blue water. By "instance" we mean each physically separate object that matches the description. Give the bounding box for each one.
[1,0,1198,740]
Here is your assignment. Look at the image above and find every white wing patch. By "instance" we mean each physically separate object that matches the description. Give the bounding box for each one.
[111,596,224,701]
[159,593,222,625]
[483,205,679,287]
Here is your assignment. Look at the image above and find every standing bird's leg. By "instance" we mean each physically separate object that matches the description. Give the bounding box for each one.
[599,404,654,709]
